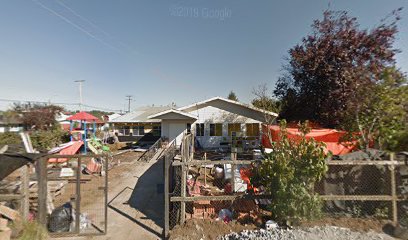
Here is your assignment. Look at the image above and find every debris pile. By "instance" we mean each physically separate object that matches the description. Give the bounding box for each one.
[218,226,395,240]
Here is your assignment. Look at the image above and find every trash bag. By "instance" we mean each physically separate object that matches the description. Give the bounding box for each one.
[48,202,73,232]
[218,209,232,223]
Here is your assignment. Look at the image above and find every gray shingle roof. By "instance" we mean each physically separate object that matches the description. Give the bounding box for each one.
[109,106,171,123]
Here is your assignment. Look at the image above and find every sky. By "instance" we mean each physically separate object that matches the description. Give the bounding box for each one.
[0,0,407,113]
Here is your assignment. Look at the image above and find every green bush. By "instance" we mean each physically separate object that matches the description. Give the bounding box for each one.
[30,128,70,152]
[0,132,21,146]
[252,120,329,224]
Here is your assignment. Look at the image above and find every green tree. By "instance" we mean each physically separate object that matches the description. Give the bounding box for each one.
[342,67,408,151]
[251,120,329,223]
[227,91,238,101]
[12,103,64,130]
[252,84,281,113]
[274,9,402,128]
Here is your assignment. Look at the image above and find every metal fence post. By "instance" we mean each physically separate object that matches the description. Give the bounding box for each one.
[75,157,81,234]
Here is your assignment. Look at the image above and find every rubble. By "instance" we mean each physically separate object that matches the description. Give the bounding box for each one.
[218,226,395,240]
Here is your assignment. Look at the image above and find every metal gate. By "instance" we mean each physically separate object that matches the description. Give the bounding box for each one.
[37,154,108,237]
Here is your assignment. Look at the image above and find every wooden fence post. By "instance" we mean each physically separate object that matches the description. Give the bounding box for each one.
[180,139,186,225]
[36,157,48,226]
[164,155,170,239]
[231,151,237,193]
[390,153,398,224]
[20,165,29,220]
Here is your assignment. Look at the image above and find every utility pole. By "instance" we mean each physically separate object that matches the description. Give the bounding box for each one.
[126,95,132,113]
[75,80,85,111]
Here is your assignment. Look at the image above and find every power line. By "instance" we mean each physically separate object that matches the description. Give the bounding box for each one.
[31,0,122,53]
[0,98,120,112]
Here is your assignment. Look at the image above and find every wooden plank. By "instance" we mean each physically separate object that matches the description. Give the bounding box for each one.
[35,157,48,225]
[173,159,406,167]
[0,194,24,201]
[20,165,29,220]
[172,159,255,166]
[163,153,170,238]
[321,195,394,201]
[180,139,186,225]
[327,160,404,166]
[0,205,21,221]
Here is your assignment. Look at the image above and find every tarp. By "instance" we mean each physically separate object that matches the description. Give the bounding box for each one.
[262,125,356,155]
[0,152,45,180]
[48,141,83,163]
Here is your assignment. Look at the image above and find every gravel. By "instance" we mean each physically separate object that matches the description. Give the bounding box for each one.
[218,226,396,240]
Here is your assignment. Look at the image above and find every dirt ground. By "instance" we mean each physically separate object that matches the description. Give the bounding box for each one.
[53,151,144,209]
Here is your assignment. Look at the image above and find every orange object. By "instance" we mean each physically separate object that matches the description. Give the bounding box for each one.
[48,141,83,163]
[262,125,356,155]
[85,158,102,174]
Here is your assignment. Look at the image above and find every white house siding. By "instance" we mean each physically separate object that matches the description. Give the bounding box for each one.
[161,119,192,146]
[186,106,262,149]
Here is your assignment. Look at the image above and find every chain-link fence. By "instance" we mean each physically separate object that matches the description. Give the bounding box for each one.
[163,135,408,238]
[44,154,108,237]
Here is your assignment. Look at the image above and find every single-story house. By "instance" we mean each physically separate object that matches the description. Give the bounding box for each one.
[109,106,170,142]
[110,97,278,149]
[0,113,24,133]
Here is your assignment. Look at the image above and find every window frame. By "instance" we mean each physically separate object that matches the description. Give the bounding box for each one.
[228,123,241,136]
[132,125,145,136]
[195,123,204,136]
[209,123,223,136]
[246,123,260,137]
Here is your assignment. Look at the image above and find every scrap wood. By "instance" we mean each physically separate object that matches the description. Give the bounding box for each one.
[0,218,8,231]
[0,205,21,222]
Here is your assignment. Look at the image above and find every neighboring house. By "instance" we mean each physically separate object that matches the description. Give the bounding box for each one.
[109,106,171,142]
[149,97,278,149]
[0,113,24,133]
[110,97,278,149]
[56,112,72,131]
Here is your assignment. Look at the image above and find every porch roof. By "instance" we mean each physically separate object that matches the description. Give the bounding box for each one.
[148,109,198,120]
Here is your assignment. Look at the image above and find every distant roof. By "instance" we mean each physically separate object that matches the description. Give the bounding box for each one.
[67,112,99,121]
[109,106,171,123]
[0,113,23,125]
[178,96,278,117]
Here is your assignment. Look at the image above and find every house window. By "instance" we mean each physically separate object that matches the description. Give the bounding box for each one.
[246,123,260,136]
[195,123,204,136]
[132,126,145,136]
[210,123,223,136]
[187,123,191,134]
[228,123,241,136]
[120,126,130,136]
[152,125,161,136]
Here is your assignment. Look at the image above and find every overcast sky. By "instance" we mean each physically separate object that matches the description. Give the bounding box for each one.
[0,0,407,112]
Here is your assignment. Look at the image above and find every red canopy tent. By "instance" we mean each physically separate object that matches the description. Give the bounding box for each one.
[262,125,356,155]
[67,112,99,121]
[67,112,100,154]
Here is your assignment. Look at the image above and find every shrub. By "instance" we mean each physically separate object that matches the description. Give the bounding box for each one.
[30,128,70,152]
[0,132,21,146]
[252,120,329,224]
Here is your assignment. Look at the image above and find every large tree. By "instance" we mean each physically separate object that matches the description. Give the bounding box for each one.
[274,9,402,128]
[12,103,64,130]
